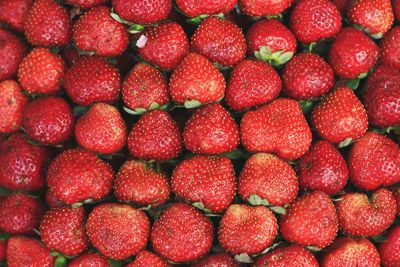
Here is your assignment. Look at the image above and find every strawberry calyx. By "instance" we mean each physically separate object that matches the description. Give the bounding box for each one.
[299,100,314,114]
[248,194,287,215]
[123,102,170,115]
[254,46,294,67]
[186,13,224,25]
[71,198,94,209]
[337,137,354,148]
[192,201,212,213]
[110,9,145,33]
[51,251,68,267]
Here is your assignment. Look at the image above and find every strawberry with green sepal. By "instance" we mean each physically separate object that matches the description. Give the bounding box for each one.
[67,0,106,8]
[175,0,237,18]
[0,28,26,81]
[239,0,293,16]
[126,250,171,267]
[380,226,400,267]
[192,253,239,267]
[253,245,319,267]
[68,252,111,267]
[0,0,32,31]
[381,27,400,71]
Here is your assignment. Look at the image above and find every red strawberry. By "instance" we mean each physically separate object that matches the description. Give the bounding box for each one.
[66,0,106,8]
[18,48,65,95]
[137,22,189,71]
[329,27,380,79]
[64,56,121,106]
[111,0,171,24]
[381,27,400,71]
[171,155,236,213]
[283,53,335,100]
[24,0,71,46]
[192,253,239,267]
[394,188,400,215]
[0,80,29,133]
[280,191,338,248]
[22,96,74,145]
[246,19,297,66]
[239,0,293,16]
[380,226,400,267]
[45,189,66,209]
[39,207,89,256]
[321,237,381,266]
[336,188,397,236]
[348,132,400,191]
[68,252,110,267]
[183,103,239,155]
[0,192,45,235]
[169,52,226,107]
[0,28,26,81]
[253,245,319,267]
[47,148,114,205]
[175,0,237,17]
[311,86,368,144]
[126,250,171,267]
[151,203,214,263]
[128,110,182,160]
[225,59,282,111]
[73,6,129,57]
[240,98,312,160]
[238,153,298,207]
[0,0,32,31]
[75,103,127,154]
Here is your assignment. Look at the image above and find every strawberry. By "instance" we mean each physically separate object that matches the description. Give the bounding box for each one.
[47,148,114,205]
[67,0,106,8]
[183,103,239,155]
[0,80,29,133]
[39,207,89,256]
[87,203,150,259]
[175,0,237,17]
[126,250,171,267]
[394,188,400,215]
[240,98,312,160]
[22,96,74,145]
[171,155,236,213]
[111,0,171,24]
[0,133,50,190]
[169,52,226,107]
[329,27,380,79]
[246,19,297,66]
[290,0,342,44]
[253,245,319,267]
[151,203,214,263]
[0,237,6,262]
[114,160,170,207]
[283,53,335,100]
[0,0,32,31]
[127,110,182,161]
[280,191,338,248]
[0,28,26,81]
[191,17,246,67]
[64,56,121,106]
[225,59,282,111]
[239,0,293,16]
[75,103,127,154]
[380,226,400,267]
[321,237,381,266]
[137,22,189,71]
[73,6,129,57]
[68,252,110,267]
[24,0,71,46]
[18,48,65,95]
[348,132,400,191]
[238,153,298,207]
[0,192,45,235]
[381,27,400,71]
[311,86,368,144]
[192,253,239,267]
[45,189,66,209]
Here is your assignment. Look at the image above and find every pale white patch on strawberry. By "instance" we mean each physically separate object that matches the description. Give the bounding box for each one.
[136,35,148,48]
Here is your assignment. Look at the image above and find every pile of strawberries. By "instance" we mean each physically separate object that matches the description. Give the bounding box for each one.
[0,0,400,266]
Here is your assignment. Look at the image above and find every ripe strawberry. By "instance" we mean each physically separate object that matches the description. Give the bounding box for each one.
[171,155,236,213]
[0,80,29,133]
[381,27,400,70]
[183,103,239,155]
[329,27,380,79]
[253,245,319,267]
[311,86,368,144]
[111,0,171,24]
[348,132,400,191]
[68,252,110,267]
[0,28,26,81]
[283,53,335,100]
[24,0,71,46]
[175,0,237,17]
[126,250,171,267]
[73,6,129,57]
[380,226,400,267]
[240,98,312,160]
[280,191,338,248]
[0,0,32,31]
[22,96,74,145]
[225,59,282,111]
[239,153,298,207]
[321,237,381,266]
[0,192,45,235]
[394,188,400,215]
[75,103,127,154]
[87,203,150,259]
[128,110,182,160]
[137,22,189,71]
[39,207,89,256]
[192,253,239,267]
[45,189,66,209]
[239,0,293,16]
[64,56,121,106]
[67,0,106,8]
[151,203,214,263]
[169,52,226,106]
[47,148,114,205]
[18,48,65,95]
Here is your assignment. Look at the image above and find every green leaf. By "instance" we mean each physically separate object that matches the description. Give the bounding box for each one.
[299,100,314,114]
[269,206,286,215]
[128,24,145,34]
[305,246,321,252]
[110,10,133,25]
[385,125,400,134]
[148,102,160,110]
[308,42,317,53]
[338,137,353,148]
[123,106,147,115]
[0,233,11,240]
[54,255,67,267]
[371,234,387,243]
[275,51,294,65]
[139,205,152,211]
[346,79,360,90]
[184,100,202,109]
[255,46,273,61]
[260,242,282,255]
[192,202,212,213]
[358,72,368,79]
[234,253,252,263]
[222,149,242,160]
[186,14,209,25]
[71,202,83,209]
[248,194,270,206]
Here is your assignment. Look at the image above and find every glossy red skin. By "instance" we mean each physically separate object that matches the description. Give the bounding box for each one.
[240,0,293,16]
[280,191,338,248]
[111,0,171,24]
[240,98,312,160]
[66,0,106,8]
[0,0,32,31]
[176,0,237,17]
[64,56,121,106]
[24,0,71,46]
[382,27,400,71]
[348,132,400,191]
[0,238,6,261]
[380,226,400,267]
[226,59,282,111]
[47,148,114,205]
[68,253,110,267]
[22,97,74,145]
[192,253,239,267]
[329,27,380,79]
[0,28,26,81]
[0,80,29,133]
[253,245,319,267]
[126,250,171,267]
[138,22,189,71]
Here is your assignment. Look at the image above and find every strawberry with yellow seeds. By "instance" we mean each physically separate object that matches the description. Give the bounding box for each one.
[380,226,400,267]
[239,0,293,16]
[126,250,171,267]
[192,253,239,267]
[253,245,319,267]
[175,0,237,18]
[0,28,26,81]
[0,0,32,32]
[68,253,111,267]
